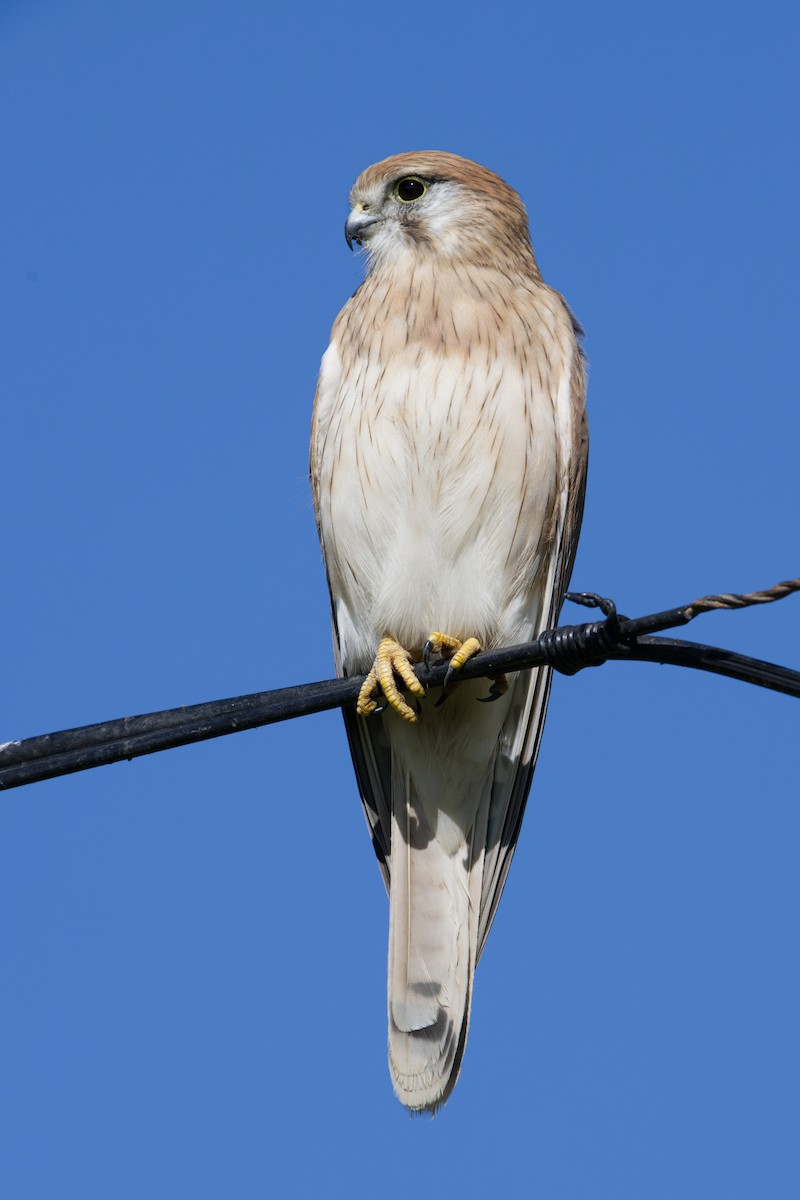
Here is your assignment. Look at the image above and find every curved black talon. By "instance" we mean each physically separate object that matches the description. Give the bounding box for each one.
[477,672,509,704]
[434,691,450,708]
[443,663,459,691]
[423,639,435,674]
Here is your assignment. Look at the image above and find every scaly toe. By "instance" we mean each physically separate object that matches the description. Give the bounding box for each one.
[356,666,381,717]
[422,632,483,692]
[448,636,482,672]
[424,632,461,663]
[358,637,425,723]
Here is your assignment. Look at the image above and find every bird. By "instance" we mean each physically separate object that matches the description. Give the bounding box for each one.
[310,151,588,1112]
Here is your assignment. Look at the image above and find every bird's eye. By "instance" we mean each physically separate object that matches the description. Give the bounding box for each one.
[394,177,427,203]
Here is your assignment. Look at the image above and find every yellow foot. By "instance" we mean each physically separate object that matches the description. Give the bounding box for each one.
[422,632,482,693]
[357,638,425,723]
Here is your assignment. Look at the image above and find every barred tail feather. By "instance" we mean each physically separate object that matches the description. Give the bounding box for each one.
[387,785,480,1112]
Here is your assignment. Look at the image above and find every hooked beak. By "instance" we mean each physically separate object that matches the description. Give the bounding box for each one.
[345,208,382,250]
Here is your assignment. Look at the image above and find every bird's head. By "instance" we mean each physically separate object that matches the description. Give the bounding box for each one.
[345,151,539,276]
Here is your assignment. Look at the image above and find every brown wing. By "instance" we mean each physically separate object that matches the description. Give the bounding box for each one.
[476,343,588,956]
[311,371,395,892]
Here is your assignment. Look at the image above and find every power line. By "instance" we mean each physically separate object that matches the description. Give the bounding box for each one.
[1,578,797,792]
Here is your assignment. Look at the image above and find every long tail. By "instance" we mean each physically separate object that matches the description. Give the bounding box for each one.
[387,780,482,1112]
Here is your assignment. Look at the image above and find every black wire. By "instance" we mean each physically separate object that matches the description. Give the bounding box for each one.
[1,608,798,791]
[604,636,800,694]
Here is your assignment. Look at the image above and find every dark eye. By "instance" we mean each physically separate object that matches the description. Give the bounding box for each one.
[394,176,427,203]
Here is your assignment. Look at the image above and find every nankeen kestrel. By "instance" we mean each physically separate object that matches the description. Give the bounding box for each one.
[310,152,588,1112]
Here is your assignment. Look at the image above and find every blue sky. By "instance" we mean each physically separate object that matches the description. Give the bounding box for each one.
[1,1,798,1196]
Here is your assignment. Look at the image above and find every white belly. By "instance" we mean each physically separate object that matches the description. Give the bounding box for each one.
[314,341,564,674]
